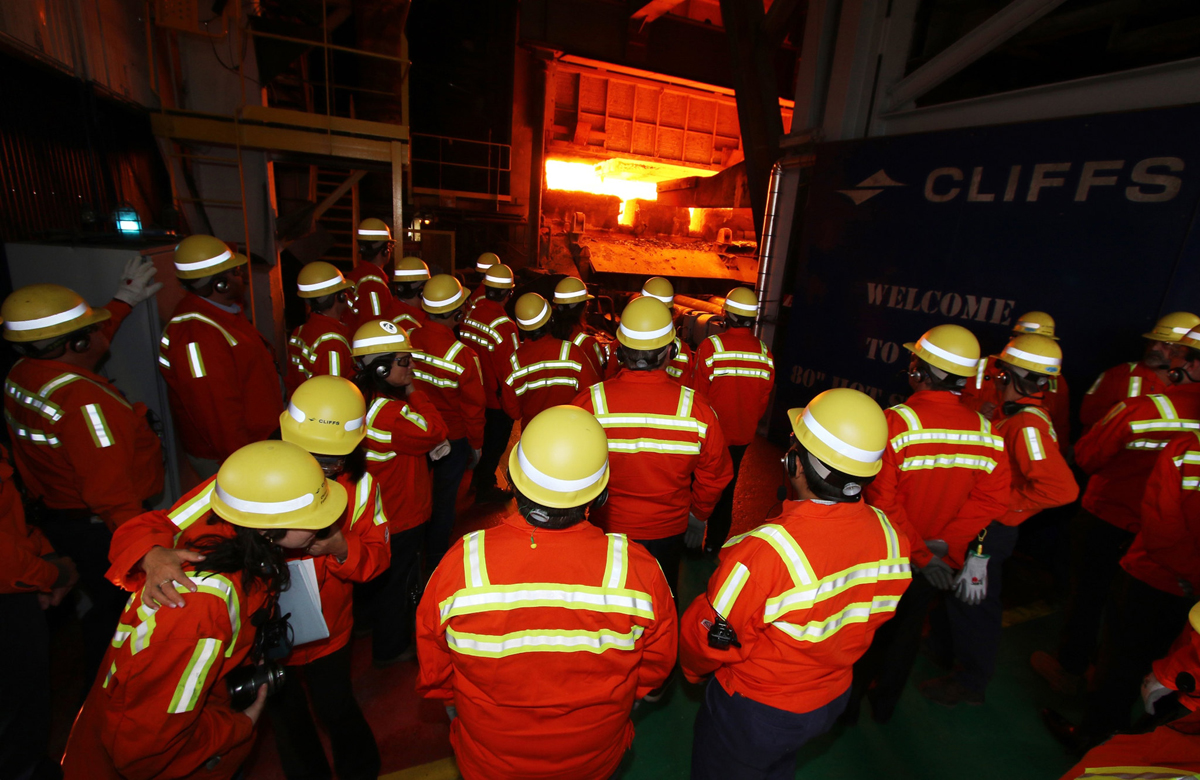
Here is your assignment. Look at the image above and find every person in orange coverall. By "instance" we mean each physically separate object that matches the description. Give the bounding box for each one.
[349,319,450,666]
[1035,326,1200,703]
[385,256,431,331]
[62,441,347,780]
[692,287,775,554]
[682,388,910,779]
[1042,331,1200,753]
[640,276,695,387]
[549,276,609,378]
[1079,311,1199,434]
[284,261,355,396]
[416,405,677,780]
[0,444,77,780]
[501,292,599,429]
[847,324,1010,721]
[346,218,397,330]
[925,335,1077,704]
[106,379,390,780]
[160,235,283,478]
[572,296,732,601]
[3,277,164,687]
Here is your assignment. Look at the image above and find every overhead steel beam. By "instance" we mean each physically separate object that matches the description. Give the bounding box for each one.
[630,0,688,24]
[884,0,1069,112]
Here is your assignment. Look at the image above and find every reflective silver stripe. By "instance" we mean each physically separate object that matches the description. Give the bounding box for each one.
[167,313,239,345]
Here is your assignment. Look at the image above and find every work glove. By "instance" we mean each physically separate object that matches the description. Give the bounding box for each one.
[1142,672,1171,714]
[953,550,989,605]
[924,539,949,559]
[113,257,163,306]
[469,448,482,469]
[919,556,955,591]
[684,513,706,550]
[429,439,452,461]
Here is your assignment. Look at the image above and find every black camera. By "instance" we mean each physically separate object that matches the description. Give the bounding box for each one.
[226,662,285,711]
[225,603,294,710]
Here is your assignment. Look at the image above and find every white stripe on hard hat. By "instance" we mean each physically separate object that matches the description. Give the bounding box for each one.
[288,402,306,423]
[802,408,885,464]
[1171,326,1192,334]
[345,416,364,431]
[423,287,464,308]
[619,320,674,342]
[917,336,979,368]
[4,302,89,332]
[725,297,758,315]
[517,442,607,493]
[476,260,494,271]
[358,229,390,237]
[297,275,345,293]
[555,288,588,301]
[642,289,673,304]
[485,273,511,285]
[517,301,549,327]
[1002,345,1062,367]
[215,484,315,514]
[175,248,233,272]
[1015,321,1040,330]
[354,334,408,349]
[393,268,428,278]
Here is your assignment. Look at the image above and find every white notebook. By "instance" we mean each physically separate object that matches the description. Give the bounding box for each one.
[279,558,329,646]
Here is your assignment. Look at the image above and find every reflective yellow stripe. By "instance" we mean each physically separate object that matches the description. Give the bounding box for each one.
[1023,427,1045,461]
[773,597,901,643]
[446,625,645,657]
[82,403,114,448]
[130,603,158,654]
[366,450,396,462]
[899,454,998,473]
[169,638,224,713]
[603,534,630,589]
[413,370,459,388]
[439,583,655,622]
[763,559,911,622]
[401,402,428,431]
[593,413,708,437]
[1017,406,1058,441]
[891,428,1004,451]
[349,474,372,528]
[463,531,489,588]
[1130,420,1200,434]
[1125,439,1172,451]
[513,376,580,397]
[1076,768,1200,780]
[1128,375,1143,397]
[169,483,215,533]
[190,574,241,656]
[5,377,65,421]
[507,358,583,382]
[606,438,702,455]
[712,562,750,618]
[729,524,816,587]
[187,342,206,378]
[168,313,239,345]
[1182,476,1200,491]
[892,404,922,431]
[872,506,900,560]
[590,383,608,415]
[5,410,62,447]
[711,367,772,380]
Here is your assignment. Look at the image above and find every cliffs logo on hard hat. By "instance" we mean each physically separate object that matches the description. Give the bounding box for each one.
[317,418,341,426]
[838,157,1184,206]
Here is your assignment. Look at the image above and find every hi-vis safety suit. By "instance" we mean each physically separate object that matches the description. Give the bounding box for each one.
[363,390,449,534]
[1080,361,1170,434]
[384,297,427,332]
[345,263,394,331]
[567,325,609,379]
[501,337,599,429]
[159,294,283,463]
[458,298,520,412]
[6,302,163,529]
[409,320,486,450]
[993,404,1079,527]
[1121,431,1200,597]
[285,313,354,397]
[962,356,1071,448]
[107,472,390,667]
[666,337,695,387]
[693,329,775,447]
[681,499,912,711]
[416,513,677,780]
[63,517,271,780]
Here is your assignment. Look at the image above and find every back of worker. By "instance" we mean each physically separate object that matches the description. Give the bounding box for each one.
[502,293,599,429]
[550,277,608,378]
[386,256,431,331]
[416,407,676,780]
[284,262,355,396]
[346,218,397,329]
[641,277,694,387]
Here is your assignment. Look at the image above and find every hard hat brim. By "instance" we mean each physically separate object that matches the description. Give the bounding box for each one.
[211,478,348,531]
[554,293,595,304]
[3,306,111,343]
[787,407,883,478]
[507,446,610,509]
[174,253,248,281]
[298,279,353,299]
[1143,331,1182,343]
[903,341,977,378]
[279,413,367,456]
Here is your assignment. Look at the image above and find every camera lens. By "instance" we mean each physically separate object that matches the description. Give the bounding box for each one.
[226,662,286,711]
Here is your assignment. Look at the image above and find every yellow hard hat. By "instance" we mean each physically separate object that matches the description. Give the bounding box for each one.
[357,218,392,242]
[421,274,467,314]
[2,284,111,343]
[553,276,594,305]
[393,256,430,283]
[483,263,515,290]
[1189,602,1200,635]
[1145,312,1200,343]
[282,376,366,455]
[724,287,759,318]
[1180,327,1200,351]
[173,235,245,280]
[787,388,887,478]
[507,405,610,508]
[297,261,352,299]
[617,296,675,350]
[997,334,1062,376]
[210,441,347,530]
[352,319,415,357]
[476,252,500,273]
[904,324,981,378]
[515,293,551,331]
[1012,311,1057,339]
[641,276,675,305]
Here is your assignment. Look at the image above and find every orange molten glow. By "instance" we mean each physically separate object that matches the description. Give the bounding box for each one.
[545,160,658,225]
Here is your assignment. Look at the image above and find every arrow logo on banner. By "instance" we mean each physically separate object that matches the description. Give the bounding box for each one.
[838,170,906,205]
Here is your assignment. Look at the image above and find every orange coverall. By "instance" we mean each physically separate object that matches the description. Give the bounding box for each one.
[63,518,269,780]
[572,370,732,541]
[1075,384,1200,534]
[1120,431,1200,596]
[409,320,486,449]
[1080,361,1169,434]
[992,405,1079,527]
[383,297,427,331]
[159,294,284,463]
[962,355,1071,447]
[345,263,394,331]
[500,336,599,429]
[458,298,520,410]
[681,499,911,712]
[865,390,1012,568]
[285,312,354,397]
[568,326,608,379]
[1060,710,1200,780]
[363,390,449,533]
[0,446,58,593]
[5,356,163,530]
[666,337,695,387]
[416,513,677,780]
[692,328,775,446]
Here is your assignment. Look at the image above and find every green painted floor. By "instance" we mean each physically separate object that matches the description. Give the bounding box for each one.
[620,552,1084,780]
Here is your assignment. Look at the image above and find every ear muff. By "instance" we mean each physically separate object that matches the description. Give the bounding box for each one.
[783,447,799,478]
[69,333,91,354]
[375,359,392,379]
[908,366,926,383]
[669,341,680,361]
[593,487,609,510]
[213,276,230,294]
[335,291,350,305]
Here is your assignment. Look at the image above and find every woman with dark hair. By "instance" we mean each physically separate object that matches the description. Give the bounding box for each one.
[107,376,391,780]
[62,441,346,780]
[350,319,449,666]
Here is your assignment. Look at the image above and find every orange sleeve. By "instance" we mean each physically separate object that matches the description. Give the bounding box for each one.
[106,510,179,591]
[692,340,714,399]
[951,441,1012,559]
[1139,441,1200,593]
[571,343,600,392]
[377,392,450,454]
[680,541,768,682]
[164,326,257,461]
[60,390,153,529]
[499,358,522,422]
[327,478,391,583]
[310,333,354,382]
[415,542,465,702]
[98,300,133,342]
[689,404,733,521]
[865,413,928,567]
[1080,368,1124,431]
[458,348,487,450]
[1152,624,1200,697]
[633,552,678,698]
[1008,420,1079,517]
[0,527,59,593]
[1075,401,1132,474]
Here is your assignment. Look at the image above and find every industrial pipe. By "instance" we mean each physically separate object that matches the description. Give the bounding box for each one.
[753,161,784,338]
[673,294,724,316]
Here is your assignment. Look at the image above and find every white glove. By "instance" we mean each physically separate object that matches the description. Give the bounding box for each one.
[113,257,163,306]
[684,513,706,550]
[429,439,452,461]
[953,551,989,605]
[469,448,482,469]
[919,555,955,591]
[444,704,457,721]
[1142,672,1171,714]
